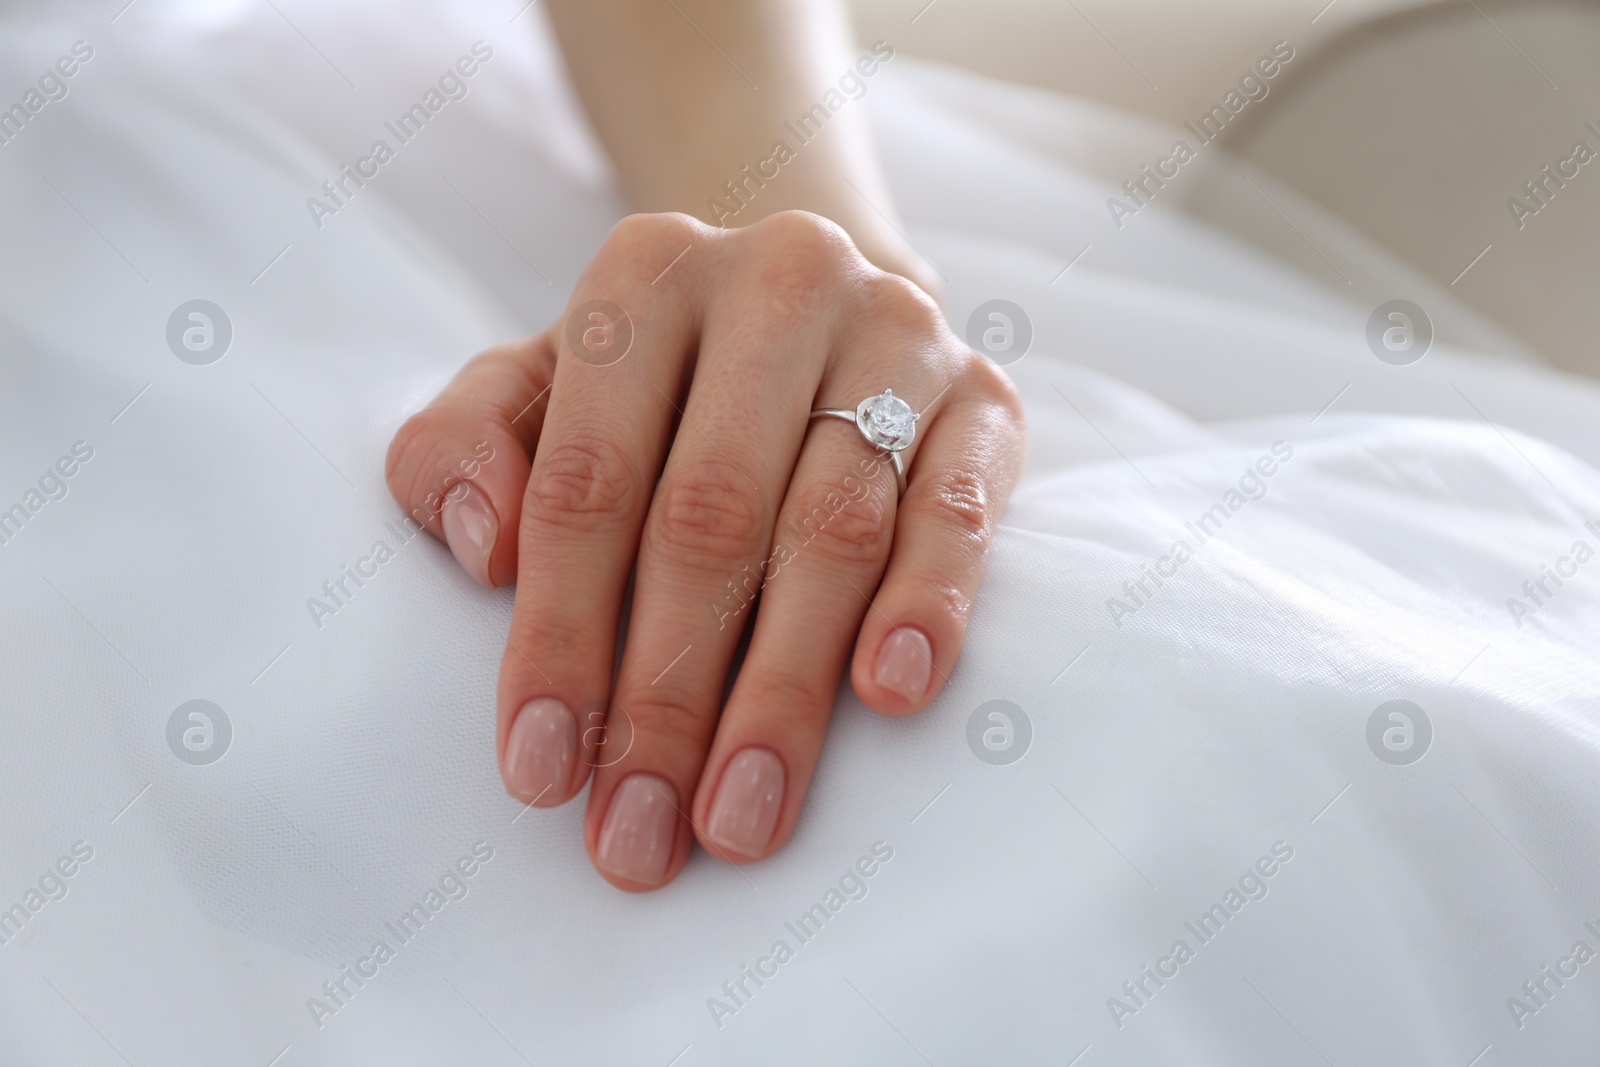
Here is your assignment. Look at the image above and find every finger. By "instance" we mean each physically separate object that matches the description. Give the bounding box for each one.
[687,273,946,861]
[496,214,705,814]
[384,337,554,587]
[689,405,901,861]
[851,360,1025,714]
[583,212,853,890]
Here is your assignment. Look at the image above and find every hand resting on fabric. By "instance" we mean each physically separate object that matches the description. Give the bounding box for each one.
[385,210,1025,889]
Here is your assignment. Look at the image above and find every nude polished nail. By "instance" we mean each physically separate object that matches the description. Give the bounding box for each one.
[441,481,497,587]
[874,627,932,703]
[597,774,678,886]
[706,747,785,858]
[503,698,576,806]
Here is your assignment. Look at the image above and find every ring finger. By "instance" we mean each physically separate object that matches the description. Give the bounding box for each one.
[689,280,958,860]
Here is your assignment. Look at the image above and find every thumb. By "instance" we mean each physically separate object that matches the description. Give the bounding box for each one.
[384,334,555,587]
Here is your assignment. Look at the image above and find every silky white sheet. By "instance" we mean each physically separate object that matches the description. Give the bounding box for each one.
[3,4,1599,1065]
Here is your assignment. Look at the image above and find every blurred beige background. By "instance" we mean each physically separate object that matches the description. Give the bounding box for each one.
[850,0,1600,376]
[849,0,1425,125]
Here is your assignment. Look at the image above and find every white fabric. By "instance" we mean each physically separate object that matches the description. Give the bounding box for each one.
[3,4,1599,1065]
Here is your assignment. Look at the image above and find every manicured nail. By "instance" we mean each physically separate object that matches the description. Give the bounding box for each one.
[503,698,576,806]
[597,774,678,886]
[441,482,497,587]
[706,747,785,858]
[874,627,932,703]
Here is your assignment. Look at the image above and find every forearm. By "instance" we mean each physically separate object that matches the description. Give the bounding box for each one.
[545,0,932,290]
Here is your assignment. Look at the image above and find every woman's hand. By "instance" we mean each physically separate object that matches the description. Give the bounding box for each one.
[386,210,1024,890]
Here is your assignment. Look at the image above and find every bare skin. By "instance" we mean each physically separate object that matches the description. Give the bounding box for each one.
[385,0,1025,891]
[544,0,939,293]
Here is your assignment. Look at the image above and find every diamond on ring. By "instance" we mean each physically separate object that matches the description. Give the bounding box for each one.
[856,389,917,452]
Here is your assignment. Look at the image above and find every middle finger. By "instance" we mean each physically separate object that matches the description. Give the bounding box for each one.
[583,216,852,890]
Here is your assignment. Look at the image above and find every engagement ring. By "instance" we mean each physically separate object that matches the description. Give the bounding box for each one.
[809,389,920,495]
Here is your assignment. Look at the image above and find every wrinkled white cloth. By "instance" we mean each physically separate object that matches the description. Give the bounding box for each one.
[2,4,1600,1066]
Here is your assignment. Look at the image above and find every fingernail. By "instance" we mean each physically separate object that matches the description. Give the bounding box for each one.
[441,482,497,587]
[503,698,576,806]
[874,627,933,703]
[597,774,678,886]
[706,748,785,858]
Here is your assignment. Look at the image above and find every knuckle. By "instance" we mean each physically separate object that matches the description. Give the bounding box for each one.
[594,212,709,286]
[754,209,850,254]
[787,481,893,567]
[737,669,837,724]
[623,693,714,753]
[460,341,550,410]
[384,408,432,489]
[606,211,701,254]
[912,464,993,544]
[506,612,588,669]
[860,269,943,334]
[966,355,1027,425]
[651,456,768,559]
[744,211,854,300]
[911,568,975,625]
[385,407,456,519]
[459,340,522,379]
[526,433,639,529]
